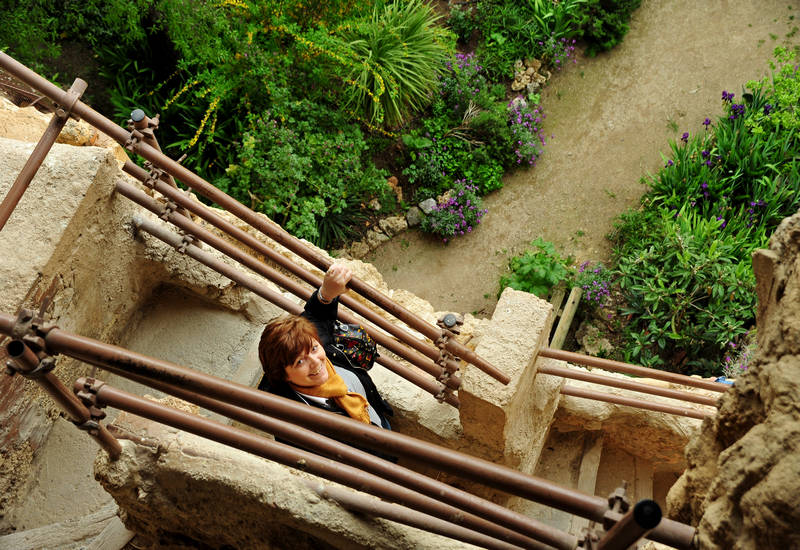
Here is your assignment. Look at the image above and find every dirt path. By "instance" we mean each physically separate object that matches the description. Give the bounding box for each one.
[368,0,799,317]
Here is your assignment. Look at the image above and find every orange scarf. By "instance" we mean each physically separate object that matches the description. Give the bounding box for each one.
[289,358,371,424]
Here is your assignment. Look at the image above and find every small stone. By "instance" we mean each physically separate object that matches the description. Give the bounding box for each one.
[379,216,407,237]
[510,96,528,110]
[368,198,381,211]
[365,229,390,249]
[405,206,423,227]
[387,176,403,202]
[348,241,370,259]
[418,198,437,215]
[576,321,614,357]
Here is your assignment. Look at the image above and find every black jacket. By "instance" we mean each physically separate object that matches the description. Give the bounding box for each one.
[258,289,393,433]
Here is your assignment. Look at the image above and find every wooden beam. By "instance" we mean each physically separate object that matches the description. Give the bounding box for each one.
[550,286,582,350]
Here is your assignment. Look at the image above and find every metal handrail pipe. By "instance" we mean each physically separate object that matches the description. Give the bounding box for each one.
[122,160,465,382]
[537,363,718,407]
[105,366,576,550]
[77,379,548,550]
[0,52,506,383]
[560,385,714,420]
[539,348,728,393]
[1,315,694,549]
[131,216,459,408]
[597,499,662,550]
[0,78,87,230]
[304,481,527,550]
[116,178,461,390]
[5,340,121,459]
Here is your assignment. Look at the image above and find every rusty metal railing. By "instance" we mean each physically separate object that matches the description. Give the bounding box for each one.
[120,161,465,389]
[2,313,120,459]
[539,348,729,393]
[0,311,696,550]
[75,377,548,550]
[0,49,509,386]
[0,78,87,230]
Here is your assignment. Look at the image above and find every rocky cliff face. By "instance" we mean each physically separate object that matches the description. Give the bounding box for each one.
[667,211,800,549]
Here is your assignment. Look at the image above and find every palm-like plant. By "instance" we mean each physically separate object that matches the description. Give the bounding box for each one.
[336,0,452,128]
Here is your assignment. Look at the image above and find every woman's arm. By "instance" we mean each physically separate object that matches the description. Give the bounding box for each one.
[303,264,352,344]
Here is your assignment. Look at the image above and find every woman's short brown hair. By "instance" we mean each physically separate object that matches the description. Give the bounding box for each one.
[258,315,320,387]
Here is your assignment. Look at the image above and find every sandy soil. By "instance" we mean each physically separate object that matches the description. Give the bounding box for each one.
[368,0,799,317]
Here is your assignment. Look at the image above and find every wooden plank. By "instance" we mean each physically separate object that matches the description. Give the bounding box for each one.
[0,502,117,550]
[550,286,582,350]
[549,285,567,317]
[569,432,604,536]
[85,515,135,550]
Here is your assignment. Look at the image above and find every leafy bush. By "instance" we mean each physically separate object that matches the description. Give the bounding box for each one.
[582,0,642,56]
[615,209,757,373]
[447,5,478,43]
[610,48,800,374]
[499,238,573,298]
[476,0,587,77]
[220,103,389,246]
[420,180,488,242]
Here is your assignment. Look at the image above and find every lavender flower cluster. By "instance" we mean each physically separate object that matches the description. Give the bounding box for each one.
[440,53,485,114]
[722,337,754,379]
[539,35,578,69]
[577,261,612,308]
[507,97,546,166]
[422,180,488,243]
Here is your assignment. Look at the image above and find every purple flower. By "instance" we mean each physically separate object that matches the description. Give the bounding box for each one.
[701,182,708,190]
[763,103,773,115]
[722,90,735,102]
[666,159,674,167]
[701,150,710,159]
[681,132,689,143]
[703,117,712,127]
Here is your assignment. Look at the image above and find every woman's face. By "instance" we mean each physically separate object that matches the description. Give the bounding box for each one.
[284,340,329,387]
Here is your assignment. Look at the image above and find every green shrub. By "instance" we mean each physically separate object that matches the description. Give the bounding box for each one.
[582,0,642,56]
[615,209,756,374]
[447,5,478,43]
[220,103,389,246]
[499,238,574,298]
[610,48,800,374]
[476,0,587,78]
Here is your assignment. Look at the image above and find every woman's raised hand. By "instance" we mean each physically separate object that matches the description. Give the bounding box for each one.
[319,263,352,303]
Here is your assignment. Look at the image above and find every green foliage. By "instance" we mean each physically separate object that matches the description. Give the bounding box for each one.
[476,0,587,77]
[447,5,478,43]
[499,238,574,298]
[615,209,756,374]
[610,48,800,375]
[581,0,642,56]
[0,2,60,75]
[331,0,453,128]
[221,104,388,246]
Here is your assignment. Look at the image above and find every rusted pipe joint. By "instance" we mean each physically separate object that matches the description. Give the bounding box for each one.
[5,339,56,378]
[124,129,144,152]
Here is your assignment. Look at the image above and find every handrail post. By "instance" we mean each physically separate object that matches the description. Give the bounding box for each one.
[4,329,120,459]
[0,78,87,230]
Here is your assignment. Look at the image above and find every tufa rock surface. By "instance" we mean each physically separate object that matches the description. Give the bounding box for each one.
[667,210,800,549]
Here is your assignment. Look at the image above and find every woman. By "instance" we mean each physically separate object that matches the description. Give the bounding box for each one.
[257,264,392,430]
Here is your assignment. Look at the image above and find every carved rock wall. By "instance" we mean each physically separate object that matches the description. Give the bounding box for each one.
[667,211,800,549]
